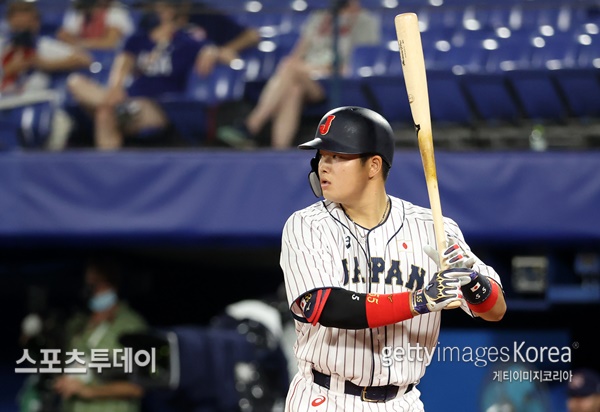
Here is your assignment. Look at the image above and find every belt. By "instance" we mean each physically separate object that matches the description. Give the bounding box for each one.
[312,369,414,403]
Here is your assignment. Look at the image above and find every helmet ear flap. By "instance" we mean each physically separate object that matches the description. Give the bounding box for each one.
[308,153,322,197]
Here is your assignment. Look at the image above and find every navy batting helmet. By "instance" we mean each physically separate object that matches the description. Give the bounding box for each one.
[298,106,395,197]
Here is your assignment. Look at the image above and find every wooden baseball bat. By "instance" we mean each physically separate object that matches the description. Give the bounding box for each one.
[395,13,460,309]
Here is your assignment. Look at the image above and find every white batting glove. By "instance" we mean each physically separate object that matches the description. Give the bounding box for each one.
[411,270,462,315]
[441,267,478,287]
[423,237,475,271]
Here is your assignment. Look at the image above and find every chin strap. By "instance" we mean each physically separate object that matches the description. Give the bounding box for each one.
[308,154,322,197]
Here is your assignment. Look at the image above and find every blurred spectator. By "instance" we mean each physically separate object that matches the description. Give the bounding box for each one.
[55,0,135,51]
[216,0,380,150]
[65,0,219,149]
[0,0,92,95]
[567,368,600,412]
[0,0,93,150]
[184,1,260,66]
[52,256,148,412]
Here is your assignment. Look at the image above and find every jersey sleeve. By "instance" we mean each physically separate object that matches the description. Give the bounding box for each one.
[280,209,343,320]
[444,217,504,316]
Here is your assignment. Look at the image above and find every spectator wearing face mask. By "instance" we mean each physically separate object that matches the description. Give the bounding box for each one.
[0,0,92,95]
[0,0,92,150]
[52,256,148,412]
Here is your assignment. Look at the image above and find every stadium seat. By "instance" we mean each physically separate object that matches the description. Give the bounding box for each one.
[186,64,246,105]
[349,74,412,126]
[157,64,247,145]
[348,45,387,78]
[242,47,283,83]
[426,70,476,125]
[0,101,56,150]
[528,31,579,69]
[279,10,309,34]
[553,69,600,119]
[418,7,463,33]
[431,29,495,72]
[506,69,571,122]
[576,41,600,68]
[484,31,534,72]
[461,73,524,125]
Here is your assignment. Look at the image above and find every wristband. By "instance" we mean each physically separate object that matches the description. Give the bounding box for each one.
[461,273,492,305]
[465,278,500,313]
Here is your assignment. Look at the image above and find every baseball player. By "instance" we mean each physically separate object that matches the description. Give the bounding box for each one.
[280,106,507,411]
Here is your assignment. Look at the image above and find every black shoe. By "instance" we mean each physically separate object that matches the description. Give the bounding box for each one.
[216,124,257,150]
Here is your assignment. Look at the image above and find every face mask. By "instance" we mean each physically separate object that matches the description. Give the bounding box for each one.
[88,289,117,313]
[139,12,160,32]
[10,30,36,48]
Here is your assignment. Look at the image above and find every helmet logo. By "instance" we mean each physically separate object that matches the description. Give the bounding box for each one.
[319,115,335,135]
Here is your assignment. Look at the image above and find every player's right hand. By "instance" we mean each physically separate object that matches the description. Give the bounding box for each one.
[411,269,462,315]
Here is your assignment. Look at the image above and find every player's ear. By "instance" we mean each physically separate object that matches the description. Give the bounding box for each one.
[368,155,382,178]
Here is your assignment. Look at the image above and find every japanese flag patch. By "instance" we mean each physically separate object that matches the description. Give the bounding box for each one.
[397,240,413,252]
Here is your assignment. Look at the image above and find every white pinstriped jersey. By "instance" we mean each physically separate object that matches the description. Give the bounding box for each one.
[280,195,502,390]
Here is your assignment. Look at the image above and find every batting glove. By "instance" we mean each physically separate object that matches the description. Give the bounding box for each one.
[444,268,494,305]
[424,237,475,271]
[411,269,462,315]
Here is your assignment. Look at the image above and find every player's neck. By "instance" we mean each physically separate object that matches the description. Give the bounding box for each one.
[342,191,389,229]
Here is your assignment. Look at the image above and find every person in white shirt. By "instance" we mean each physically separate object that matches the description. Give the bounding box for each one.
[56,0,134,51]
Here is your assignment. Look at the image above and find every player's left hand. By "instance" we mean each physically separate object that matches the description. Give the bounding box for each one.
[424,237,475,270]
[440,267,479,287]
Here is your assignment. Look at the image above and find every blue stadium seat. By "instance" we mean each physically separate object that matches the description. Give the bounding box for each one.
[553,69,600,119]
[0,101,56,150]
[357,75,413,125]
[418,7,463,33]
[431,29,495,72]
[186,64,246,106]
[363,70,475,126]
[242,47,283,83]
[157,64,247,144]
[528,31,579,69]
[236,11,284,31]
[279,11,310,34]
[576,41,600,68]
[484,31,534,72]
[426,70,476,125]
[348,45,387,78]
[461,73,524,125]
[417,28,456,70]
[384,47,403,76]
[506,69,571,122]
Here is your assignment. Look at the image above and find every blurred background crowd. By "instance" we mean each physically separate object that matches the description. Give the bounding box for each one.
[0,0,599,411]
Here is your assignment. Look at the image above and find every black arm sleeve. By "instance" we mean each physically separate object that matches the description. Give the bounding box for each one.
[318,288,369,329]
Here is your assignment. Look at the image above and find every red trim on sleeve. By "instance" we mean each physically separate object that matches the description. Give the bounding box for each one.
[467,280,500,313]
[306,288,332,325]
[366,292,414,328]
